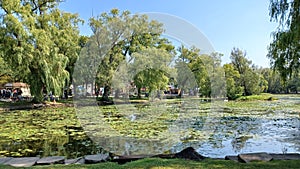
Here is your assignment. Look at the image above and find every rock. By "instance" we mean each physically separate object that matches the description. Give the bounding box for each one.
[75,158,85,164]
[225,156,239,162]
[270,153,300,160]
[64,157,82,165]
[175,147,206,161]
[0,157,13,164]
[4,157,39,167]
[84,153,110,164]
[238,152,273,163]
[37,156,65,165]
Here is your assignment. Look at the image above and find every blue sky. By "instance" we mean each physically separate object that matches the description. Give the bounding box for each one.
[59,0,278,68]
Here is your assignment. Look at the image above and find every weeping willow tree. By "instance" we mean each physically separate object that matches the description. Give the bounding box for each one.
[85,9,168,101]
[0,57,14,86]
[268,0,300,80]
[0,0,81,101]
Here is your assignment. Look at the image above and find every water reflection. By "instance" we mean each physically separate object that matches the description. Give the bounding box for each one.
[171,114,299,158]
[0,108,104,158]
[173,97,300,158]
[0,130,104,158]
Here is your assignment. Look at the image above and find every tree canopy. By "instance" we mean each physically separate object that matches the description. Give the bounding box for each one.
[1,3,298,102]
[130,47,174,98]
[268,0,300,80]
[0,57,14,86]
[229,48,263,96]
[0,0,82,101]
[74,9,174,100]
[176,46,225,98]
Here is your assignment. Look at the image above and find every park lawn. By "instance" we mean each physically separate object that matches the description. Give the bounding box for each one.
[1,158,300,169]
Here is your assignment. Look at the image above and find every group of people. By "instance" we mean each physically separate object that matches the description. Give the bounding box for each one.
[0,88,23,101]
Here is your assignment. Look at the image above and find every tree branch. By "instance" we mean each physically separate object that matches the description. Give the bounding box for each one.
[32,0,38,12]
[1,5,9,14]
[31,0,49,13]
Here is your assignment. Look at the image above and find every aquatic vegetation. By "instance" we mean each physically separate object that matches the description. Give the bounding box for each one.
[0,94,299,158]
[0,107,103,158]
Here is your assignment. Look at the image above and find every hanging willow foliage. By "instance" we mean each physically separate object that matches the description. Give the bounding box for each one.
[0,0,82,101]
[268,0,300,80]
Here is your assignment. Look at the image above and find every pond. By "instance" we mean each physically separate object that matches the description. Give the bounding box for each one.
[0,107,104,158]
[176,98,300,158]
[0,94,299,158]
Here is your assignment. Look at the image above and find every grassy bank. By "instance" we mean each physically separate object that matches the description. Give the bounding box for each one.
[1,158,300,169]
[235,93,277,101]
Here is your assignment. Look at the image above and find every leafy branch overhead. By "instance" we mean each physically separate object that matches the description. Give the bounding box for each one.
[268,0,300,80]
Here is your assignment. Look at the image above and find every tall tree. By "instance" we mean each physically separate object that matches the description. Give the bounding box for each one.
[269,72,284,93]
[81,9,169,101]
[175,61,197,97]
[68,35,89,84]
[0,0,81,101]
[268,0,300,80]
[176,46,208,97]
[74,37,99,97]
[261,68,285,93]
[287,72,300,93]
[223,63,243,99]
[230,48,261,96]
[176,46,225,98]
[208,52,226,98]
[255,67,269,93]
[130,47,174,99]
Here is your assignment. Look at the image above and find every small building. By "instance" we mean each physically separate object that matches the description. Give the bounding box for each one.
[4,82,31,97]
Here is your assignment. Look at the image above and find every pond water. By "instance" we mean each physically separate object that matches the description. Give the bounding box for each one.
[0,95,299,158]
[170,95,300,158]
[0,107,104,158]
[74,94,300,158]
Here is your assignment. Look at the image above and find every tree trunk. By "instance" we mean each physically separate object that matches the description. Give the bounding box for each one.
[243,80,248,96]
[115,88,120,99]
[91,82,94,97]
[137,87,141,99]
[31,86,44,103]
[102,85,110,101]
[85,80,88,97]
[73,82,77,97]
[178,88,183,98]
[194,88,198,96]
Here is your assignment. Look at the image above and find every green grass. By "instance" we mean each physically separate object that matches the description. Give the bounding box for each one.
[1,158,300,169]
[236,93,278,101]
